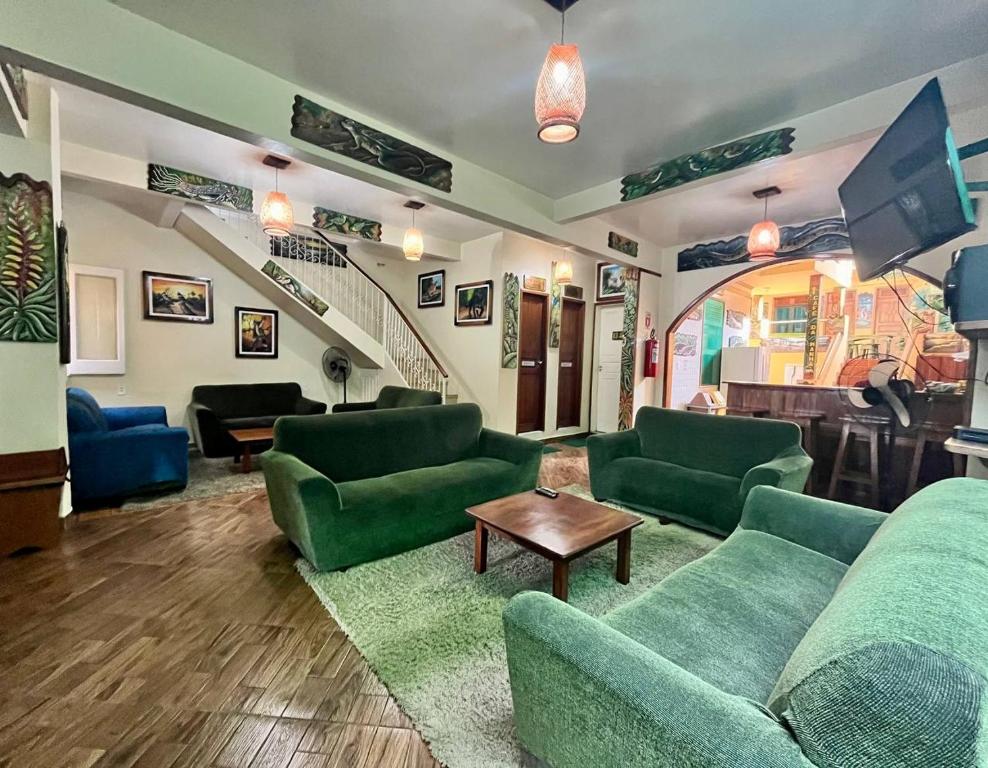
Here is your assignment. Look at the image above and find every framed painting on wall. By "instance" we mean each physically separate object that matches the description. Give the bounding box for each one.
[418,270,445,308]
[596,263,626,303]
[142,271,213,323]
[454,280,493,326]
[235,307,278,358]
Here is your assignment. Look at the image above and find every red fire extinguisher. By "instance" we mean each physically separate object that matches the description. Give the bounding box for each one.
[643,335,659,378]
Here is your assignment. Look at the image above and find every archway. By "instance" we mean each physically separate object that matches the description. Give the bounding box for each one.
[662,256,968,409]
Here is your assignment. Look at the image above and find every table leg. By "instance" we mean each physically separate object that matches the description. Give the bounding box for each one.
[616,530,632,585]
[474,521,489,574]
[552,560,569,602]
[242,444,252,474]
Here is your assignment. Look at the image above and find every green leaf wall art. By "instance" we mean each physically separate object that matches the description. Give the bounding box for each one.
[618,268,640,431]
[148,164,253,212]
[292,95,453,193]
[501,272,519,369]
[261,260,329,317]
[620,128,795,202]
[548,266,562,349]
[608,232,639,258]
[0,173,56,343]
[312,207,383,242]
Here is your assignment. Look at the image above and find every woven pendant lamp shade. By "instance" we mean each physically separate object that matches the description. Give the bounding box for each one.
[535,44,586,144]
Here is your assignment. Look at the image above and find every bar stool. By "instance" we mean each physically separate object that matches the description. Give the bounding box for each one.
[778,410,825,494]
[898,422,966,499]
[828,414,893,509]
[726,406,770,418]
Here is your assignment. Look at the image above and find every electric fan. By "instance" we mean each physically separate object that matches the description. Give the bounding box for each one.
[322,346,352,403]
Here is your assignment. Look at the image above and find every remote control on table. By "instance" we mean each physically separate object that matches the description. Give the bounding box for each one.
[535,486,559,499]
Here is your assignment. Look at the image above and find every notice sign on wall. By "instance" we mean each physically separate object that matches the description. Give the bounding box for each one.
[803,273,822,382]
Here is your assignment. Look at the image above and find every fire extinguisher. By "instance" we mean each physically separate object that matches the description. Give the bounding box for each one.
[643,333,659,378]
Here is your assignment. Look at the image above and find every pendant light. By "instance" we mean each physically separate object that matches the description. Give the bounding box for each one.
[534,0,586,144]
[403,201,425,262]
[554,259,573,285]
[260,155,294,237]
[747,186,782,262]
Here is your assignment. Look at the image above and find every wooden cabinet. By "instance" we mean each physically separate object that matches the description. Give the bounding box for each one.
[0,448,67,557]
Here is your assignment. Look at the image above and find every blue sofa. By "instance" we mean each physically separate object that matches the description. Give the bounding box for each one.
[66,387,189,505]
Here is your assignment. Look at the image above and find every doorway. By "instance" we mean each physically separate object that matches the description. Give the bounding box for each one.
[516,291,548,433]
[556,298,586,429]
[591,304,624,433]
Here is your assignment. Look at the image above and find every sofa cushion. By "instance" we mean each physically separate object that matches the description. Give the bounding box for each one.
[333,456,518,557]
[191,382,302,419]
[66,387,108,433]
[768,478,988,768]
[220,415,280,431]
[274,403,483,483]
[603,456,742,534]
[603,529,847,704]
[376,385,442,409]
[634,407,802,478]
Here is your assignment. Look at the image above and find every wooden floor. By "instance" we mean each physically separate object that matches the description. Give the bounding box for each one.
[0,447,588,768]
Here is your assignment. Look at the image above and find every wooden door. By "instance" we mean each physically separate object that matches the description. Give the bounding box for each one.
[557,298,585,429]
[592,305,624,433]
[517,292,548,433]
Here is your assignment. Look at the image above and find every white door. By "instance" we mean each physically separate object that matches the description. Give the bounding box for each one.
[592,305,624,433]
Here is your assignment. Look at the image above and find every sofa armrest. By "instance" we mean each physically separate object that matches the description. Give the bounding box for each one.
[331,400,375,413]
[479,428,542,466]
[739,447,813,497]
[740,486,886,565]
[587,429,641,467]
[503,592,812,768]
[263,450,343,570]
[187,401,226,456]
[103,406,168,430]
[69,425,189,470]
[295,396,328,415]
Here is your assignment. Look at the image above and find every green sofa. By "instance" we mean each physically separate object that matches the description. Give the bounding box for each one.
[331,385,441,413]
[588,407,812,535]
[264,403,541,571]
[504,478,988,767]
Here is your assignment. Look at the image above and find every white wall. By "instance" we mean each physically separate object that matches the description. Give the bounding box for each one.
[63,190,374,429]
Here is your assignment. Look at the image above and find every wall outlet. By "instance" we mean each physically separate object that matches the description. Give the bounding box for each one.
[117,385,126,396]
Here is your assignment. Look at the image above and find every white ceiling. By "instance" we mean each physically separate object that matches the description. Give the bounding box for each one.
[109,0,988,197]
[51,80,501,243]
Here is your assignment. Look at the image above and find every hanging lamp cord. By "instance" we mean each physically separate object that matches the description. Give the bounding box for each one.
[561,0,567,43]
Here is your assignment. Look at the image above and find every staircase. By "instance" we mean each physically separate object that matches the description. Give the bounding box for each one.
[176,204,451,401]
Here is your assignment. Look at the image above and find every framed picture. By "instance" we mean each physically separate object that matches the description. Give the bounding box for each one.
[418,269,445,308]
[235,307,278,358]
[142,271,213,323]
[596,263,626,303]
[523,275,547,293]
[454,280,494,326]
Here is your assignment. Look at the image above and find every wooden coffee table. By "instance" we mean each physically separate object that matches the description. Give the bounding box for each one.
[228,427,274,473]
[466,491,643,602]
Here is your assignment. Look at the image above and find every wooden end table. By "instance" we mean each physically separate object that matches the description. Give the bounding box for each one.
[466,491,643,602]
[228,427,275,473]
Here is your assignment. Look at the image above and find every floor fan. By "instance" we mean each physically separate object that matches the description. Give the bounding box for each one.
[322,346,352,403]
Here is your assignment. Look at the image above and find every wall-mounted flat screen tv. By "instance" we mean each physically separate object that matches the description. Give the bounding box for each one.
[839,77,976,281]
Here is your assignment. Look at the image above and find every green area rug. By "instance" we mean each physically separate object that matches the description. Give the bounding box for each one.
[541,444,561,454]
[561,436,587,448]
[298,486,719,768]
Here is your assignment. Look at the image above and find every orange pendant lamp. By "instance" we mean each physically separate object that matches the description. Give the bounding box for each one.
[261,155,294,237]
[535,0,586,144]
[747,186,782,262]
[403,201,425,262]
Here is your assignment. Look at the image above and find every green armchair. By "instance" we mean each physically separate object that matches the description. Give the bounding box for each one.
[331,384,441,413]
[588,407,812,535]
[504,478,988,767]
[264,403,541,570]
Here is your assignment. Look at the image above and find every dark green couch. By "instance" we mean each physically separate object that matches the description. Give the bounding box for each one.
[331,385,441,413]
[264,403,541,571]
[504,478,988,767]
[588,407,812,535]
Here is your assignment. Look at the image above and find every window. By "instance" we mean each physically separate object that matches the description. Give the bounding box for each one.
[771,296,808,335]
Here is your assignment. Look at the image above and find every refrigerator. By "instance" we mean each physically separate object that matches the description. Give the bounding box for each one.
[720,346,769,399]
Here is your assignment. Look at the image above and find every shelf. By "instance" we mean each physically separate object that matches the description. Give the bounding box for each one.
[944,437,988,460]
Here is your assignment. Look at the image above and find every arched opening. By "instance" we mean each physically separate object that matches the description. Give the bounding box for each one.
[663,257,969,410]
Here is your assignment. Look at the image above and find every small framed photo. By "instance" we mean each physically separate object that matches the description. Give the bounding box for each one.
[523,275,547,293]
[418,269,445,308]
[454,280,494,326]
[596,263,626,303]
[143,271,213,323]
[236,307,278,358]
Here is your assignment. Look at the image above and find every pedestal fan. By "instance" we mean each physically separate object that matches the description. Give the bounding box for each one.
[322,346,352,403]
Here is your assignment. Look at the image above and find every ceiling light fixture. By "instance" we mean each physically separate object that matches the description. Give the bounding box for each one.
[747,186,782,262]
[534,0,586,144]
[555,259,573,284]
[403,201,425,262]
[260,155,294,237]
